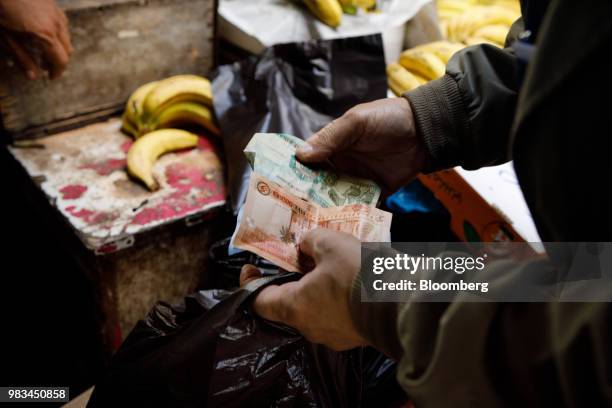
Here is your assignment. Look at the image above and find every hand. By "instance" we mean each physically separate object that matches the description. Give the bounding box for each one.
[242,229,367,351]
[297,97,429,193]
[0,0,73,80]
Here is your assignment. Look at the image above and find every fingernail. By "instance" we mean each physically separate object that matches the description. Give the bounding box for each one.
[26,70,36,80]
[297,144,313,155]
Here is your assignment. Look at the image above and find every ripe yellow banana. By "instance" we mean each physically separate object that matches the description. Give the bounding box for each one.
[411,41,465,64]
[464,36,500,47]
[127,129,199,191]
[466,6,517,34]
[399,50,446,80]
[473,24,509,46]
[121,113,139,138]
[437,0,470,15]
[387,63,422,96]
[338,0,375,14]
[124,81,159,125]
[145,102,220,136]
[304,0,343,28]
[439,20,449,38]
[413,73,428,85]
[443,4,517,42]
[142,75,213,121]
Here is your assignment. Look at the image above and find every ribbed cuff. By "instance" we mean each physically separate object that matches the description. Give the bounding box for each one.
[349,257,403,360]
[404,75,470,172]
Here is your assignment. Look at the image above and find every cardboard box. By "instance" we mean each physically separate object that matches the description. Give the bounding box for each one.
[419,163,542,247]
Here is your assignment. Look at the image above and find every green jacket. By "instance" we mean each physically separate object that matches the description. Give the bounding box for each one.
[350,0,612,406]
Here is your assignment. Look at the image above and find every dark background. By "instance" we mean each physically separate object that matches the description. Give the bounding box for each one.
[0,147,105,404]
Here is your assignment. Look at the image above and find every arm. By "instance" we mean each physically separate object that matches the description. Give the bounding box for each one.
[294,40,523,193]
[406,43,520,171]
[250,230,612,406]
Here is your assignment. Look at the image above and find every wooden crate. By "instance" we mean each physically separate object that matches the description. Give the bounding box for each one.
[0,0,221,355]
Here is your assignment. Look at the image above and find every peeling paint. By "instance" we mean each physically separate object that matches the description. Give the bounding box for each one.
[60,184,87,199]
[8,118,226,252]
[79,158,126,176]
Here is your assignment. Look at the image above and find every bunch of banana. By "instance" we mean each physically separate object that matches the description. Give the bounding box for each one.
[437,0,520,47]
[387,40,465,96]
[387,0,518,96]
[127,129,199,191]
[302,0,377,28]
[386,63,424,96]
[121,74,218,139]
[121,75,217,191]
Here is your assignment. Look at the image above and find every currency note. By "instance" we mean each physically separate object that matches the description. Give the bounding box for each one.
[233,173,392,272]
[244,133,381,207]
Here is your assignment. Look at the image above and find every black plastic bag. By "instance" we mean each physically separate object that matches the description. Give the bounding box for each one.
[211,34,388,212]
[88,274,363,407]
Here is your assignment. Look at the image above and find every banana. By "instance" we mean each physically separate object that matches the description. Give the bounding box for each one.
[387,63,422,96]
[464,36,500,47]
[145,102,220,136]
[439,20,449,38]
[124,81,159,125]
[142,75,213,121]
[399,50,446,80]
[127,129,199,191]
[442,4,517,42]
[338,0,375,14]
[467,6,517,34]
[473,23,509,45]
[121,114,139,138]
[411,41,465,64]
[413,73,428,85]
[437,0,470,15]
[304,0,343,28]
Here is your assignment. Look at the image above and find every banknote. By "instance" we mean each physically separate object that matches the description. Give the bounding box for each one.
[244,133,381,207]
[233,173,392,272]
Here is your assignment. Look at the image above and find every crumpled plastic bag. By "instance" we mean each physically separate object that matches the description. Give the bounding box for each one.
[88,273,363,407]
[211,34,388,212]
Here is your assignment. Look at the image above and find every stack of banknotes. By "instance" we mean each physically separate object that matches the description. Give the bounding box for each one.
[232,133,392,272]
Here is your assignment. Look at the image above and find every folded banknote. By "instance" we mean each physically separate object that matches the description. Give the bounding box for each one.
[234,173,392,272]
[245,133,381,207]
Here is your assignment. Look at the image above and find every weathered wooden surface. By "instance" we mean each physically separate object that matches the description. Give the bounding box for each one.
[97,219,215,342]
[0,0,216,138]
[9,118,226,252]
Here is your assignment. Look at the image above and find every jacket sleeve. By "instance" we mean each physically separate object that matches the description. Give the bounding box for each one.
[404,43,519,171]
[348,257,612,407]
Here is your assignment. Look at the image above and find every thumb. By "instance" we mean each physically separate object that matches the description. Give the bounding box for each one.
[296,110,360,163]
[253,281,300,326]
[239,264,262,286]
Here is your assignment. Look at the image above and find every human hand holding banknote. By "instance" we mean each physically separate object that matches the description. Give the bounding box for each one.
[242,229,368,351]
[235,131,395,350]
[296,98,428,193]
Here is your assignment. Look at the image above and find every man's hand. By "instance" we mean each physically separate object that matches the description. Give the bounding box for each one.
[297,97,429,193]
[0,0,73,80]
[242,229,367,351]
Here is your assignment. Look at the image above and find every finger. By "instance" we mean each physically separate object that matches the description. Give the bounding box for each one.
[239,264,262,286]
[298,229,333,264]
[4,36,40,80]
[40,36,70,79]
[296,108,362,163]
[57,14,73,56]
[253,281,300,325]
